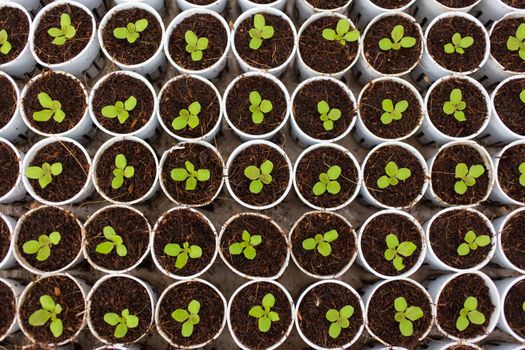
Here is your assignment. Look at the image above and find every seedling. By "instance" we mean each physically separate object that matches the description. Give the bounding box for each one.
[443,88,467,122]
[522,301,525,312]
[33,92,65,123]
[520,162,525,187]
[318,101,341,131]
[28,295,63,338]
[164,242,202,269]
[0,29,12,54]
[95,226,127,257]
[456,296,486,331]
[457,230,491,256]
[312,165,342,196]
[444,33,474,55]
[172,300,201,337]
[379,25,416,51]
[26,162,63,189]
[249,91,273,124]
[47,13,75,46]
[111,154,135,190]
[101,96,137,124]
[326,305,354,339]
[104,309,139,339]
[249,293,279,333]
[507,23,525,61]
[394,297,423,337]
[229,230,262,260]
[322,19,359,46]
[384,233,417,271]
[185,30,208,61]
[172,101,201,131]
[171,161,210,191]
[249,14,274,50]
[302,230,339,257]
[113,19,148,44]
[244,160,273,194]
[454,163,485,195]
[22,231,61,261]
[377,161,411,189]
[520,89,525,104]
[381,99,408,125]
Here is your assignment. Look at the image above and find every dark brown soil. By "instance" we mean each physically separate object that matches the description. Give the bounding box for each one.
[0,6,29,64]
[504,279,525,338]
[102,8,162,65]
[367,280,432,349]
[220,213,287,277]
[234,14,294,69]
[370,0,413,8]
[168,14,227,71]
[491,18,525,72]
[85,206,150,271]
[361,213,422,276]
[447,346,479,350]
[431,144,490,205]
[0,141,19,198]
[161,142,223,205]
[436,273,495,339]
[92,73,155,134]
[363,15,422,74]
[291,212,355,276]
[19,275,85,344]
[225,75,287,136]
[437,0,479,7]
[0,217,10,263]
[0,74,17,129]
[305,0,348,9]
[494,77,525,135]
[230,281,292,350]
[501,210,525,271]
[295,147,359,208]
[32,4,92,64]
[502,0,525,8]
[157,281,224,347]
[159,76,220,139]
[498,143,525,203]
[184,0,217,4]
[363,145,426,208]
[293,79,355,140]
[299,16,359,74]
[153,209,216,277]
[0,280,15,338]
[297,282,363,348]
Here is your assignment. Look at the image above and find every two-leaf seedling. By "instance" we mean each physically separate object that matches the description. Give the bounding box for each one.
[22,231,61,262]
[318,101,341,131]
[114,19,148,44]
[456,296,485,331]
[172,300,200,337]
[172,101,201,131]
[48,13,75,46]
[444,33,474,55]
[377,161,411,189]
[28,295,63,338]
[185,30,208,61]
[520,162,525,187]
[33,92,66,123]
[96,226,127,257]
[0,29,12,54]
[384,233,417,271]
[326,305,354,339]
[249,14,274,50]
[249,293,279,332]
[249,91,273,124]
[313,165,342,196]
[164,242,202,269]
[229,230,262,260]
[171,161,210,191]
[379,25,416,51]
[112,154,135,190]
[457,230,491,256]
[244,160,273,194]
[454,163,485,195]
[322,19,359,46]
[302,230,338,257]
[443,88,467,122]
[394,297,423,337]
[507,23,525,61]
[381,99,408,125]
[101,96,137,124]
[104,309,139,338]
[26,162,63,189]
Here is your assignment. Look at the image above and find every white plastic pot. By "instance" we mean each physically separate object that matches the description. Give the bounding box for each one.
[486,344,525,350]
[496,276,525,343]
[0,72,28,142]
[473,0,525,27]
[238,0,286,12]
[424,340,482,350]
[114,0,164,13]
[94,346,141,350]
[492,207,525,274]
[0,278,24,342]
[0,138,26,204]
[176,0,227,13]
[351,0,416,27]
[490,140,525,205]
[295,0,352,23]
[0,214,17,270]
[413,0,482,27]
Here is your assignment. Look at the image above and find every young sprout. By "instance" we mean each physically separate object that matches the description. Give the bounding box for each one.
[249,91,273,124]
[523,301,525,312]
[520,162,525,187]
[302,230,339,257]
[322,19,360,46]
[457,230,491,256]
[28,295,63,338]
[95,226,127,257]
[377,161,411,189]
[507,23,525,61]
[113,19,149,44]
[318,101,341,131]
[326,305,354,339]
[101,96,137,124]
[381,99,408,125]
[172,101,201,131]
[104,309,139,339]
[164,242,203,269]
[0,29,12,54]
[33,92,65,123]
[170,161,210,191]
[456,296,485,331]
[185,30,208,62]
[172,300,201,337]
[444,33,474,55]
[312,165,342,196]
[249,14,274,50]
[47,13,76,46]
[22,231,61,262]
[520,89,525,104]
[244,160,273,194]
[112,154,135,190]
[384,233,417,271]
[454,163,485,195]
[379,25,416,51]
[229,230,262,260]
[248,293,279,333]
[394,297,423,337]
[26,162,63,189]
[443,88,467,122]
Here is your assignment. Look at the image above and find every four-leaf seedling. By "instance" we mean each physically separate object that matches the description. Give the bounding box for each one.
[172,101,201,131]
[171,161,210,191]
[22,231,61,262]
[244,160,273,194]
[456,296,486,332]
[318,101,341,131]
[457,230,491,256]
[172,300,201,337]
[185,30,208,62]
[444,33,474,55]
[104,309,139,339]
[443,88,467,122]
[114,19,148,44]
[377,161,411,189]
[520,162,525,187]
[326,305,354,339]
[112,154,135,190]
[96,226,127,257]
[313,165,342,196]
[164,242,203,269]
[28,295,63,338]
[26,162,63,189]
[507,23,525,61]
[33,92,66,123]
[0,29,12,54]
[229,230,262,260]
[249,14,274,50]
[101,96,137,124]
[379,25,416,51]
[384,233,417,271]
[249,91,273,124]
[249,293,279,332]
[322,19,359,46]
[302,229,339,257]
[47,13,76,46]
[381,99,408,125]
[394,296,423,337]
[454,163,485,195]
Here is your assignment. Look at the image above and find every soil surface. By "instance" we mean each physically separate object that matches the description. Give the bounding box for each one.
[491,18,525,72]
[0,6,29,64]
[501,0,525,9]
[437,0,479,7]
[0,280,15,338]
[0,75,17,130]
[497,143,525,203]
[501,210,525,271]
[0,217,10,264]
[493,77,525,136]
[0,141,19,198]
[370,0,413,8]
[305,0,348,9]
[503,279,525,339]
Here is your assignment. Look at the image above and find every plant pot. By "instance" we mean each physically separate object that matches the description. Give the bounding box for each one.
[295,0,352,23]
[295,280,364,349]
[497,276,525,343]
[0,72,28,142]
[227,279,294,350]
[155,278,227,348]
[0,278,23,342]
[424,340,482,350]
[412,0,482,28]
[159,141,224,207]
[357,209,426,279]
[473,0,525,27]
[158,74,222,142]
[290,211,357,279]
[492,207,525,274]
[225,140,292,210]
[0,138,26,204]
[92,136,159,205]
[354,77,424,148]
[94,346,141,350]
[424,207,496,272]
[17,273,88,345]
[223,71,290,141]
[0,214,17,270]
[83,205,152,274]
[231,7,297,76]
[490,140,525,205]
[89,71,158,139]
[351,0,416,27]
[293,143,361,211]
[218,212,289,280]
[238,0,286,12]
[176,0,227,13]
[485,343,525,350]
[114,0,165,14]
[152,207,218,280]
[22,137,93,206]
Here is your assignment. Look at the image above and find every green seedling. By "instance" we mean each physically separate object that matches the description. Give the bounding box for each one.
[249,14,274,50]
[318,100,341,131]
[520,89,525,104]
[381,99,408,125]
[114,19,148,44]
[457,230,491,256]
[0,29,12,54]
[302,230,339,257]
[326,305,354,339]
[112,154,135,190]
[520,162,525,187]
[313,165,342,196]
[171,161,210,191]
[26,162,63,189]
[322,18,359,46]
[229,230,262,260]
[101,96,137,124]
[249,293,279,333]
[454,163,485,195]
[104,309,139,339]
[47,13,75,46]
[456,296,486,331]
[164,242,203,269]
[172,101,201,131]
[28,295,63,338]
[249,91,273,124]
[22,232,61,262]
[522,301,525,312]
[379,25,416,51]
[384,233,417,271]
[443,88,467,122]
[244,160,273,194]
[394,297,423,337]
[444,33,474,54]
[33,92,65,123]
[95,226,127,257]
[185,30,208,61]
[507,23,525,61]
[377,161,411,189]
[172,300,200,337]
